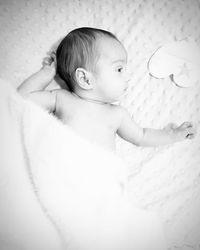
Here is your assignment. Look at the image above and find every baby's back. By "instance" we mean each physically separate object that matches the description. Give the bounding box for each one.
[55,90,120,151]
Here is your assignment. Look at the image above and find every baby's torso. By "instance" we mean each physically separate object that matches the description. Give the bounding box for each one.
[55,90,121,151]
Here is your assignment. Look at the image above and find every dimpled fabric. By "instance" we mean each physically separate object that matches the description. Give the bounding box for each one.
[0,0,200,248]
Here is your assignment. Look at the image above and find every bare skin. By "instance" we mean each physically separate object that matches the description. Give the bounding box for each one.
[55,90,121,151]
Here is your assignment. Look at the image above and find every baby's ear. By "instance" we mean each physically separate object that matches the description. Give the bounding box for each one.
[75,68,93,90]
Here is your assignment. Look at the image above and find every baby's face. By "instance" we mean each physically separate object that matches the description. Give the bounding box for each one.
[93,37,130,102]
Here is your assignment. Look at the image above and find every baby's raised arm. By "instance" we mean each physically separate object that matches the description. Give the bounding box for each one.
[117,107,196,147]
[17,58,58,112]
[17,58,56,94]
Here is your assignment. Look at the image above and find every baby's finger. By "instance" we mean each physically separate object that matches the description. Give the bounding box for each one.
[50,51,56,60]
[180,121,193,129]
[46,51,56,64]
[186,134,195,139]
[43,56,53,66]
[185,125,197,139]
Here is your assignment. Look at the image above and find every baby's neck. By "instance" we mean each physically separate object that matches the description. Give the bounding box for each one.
[72,92,112,105]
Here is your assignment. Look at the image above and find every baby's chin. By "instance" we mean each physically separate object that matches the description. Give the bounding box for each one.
[101,91,126,104]
[112,92,127,103]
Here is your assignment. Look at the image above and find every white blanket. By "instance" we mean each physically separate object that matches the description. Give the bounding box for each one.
[0,79,63,250]
[0,79,167,250]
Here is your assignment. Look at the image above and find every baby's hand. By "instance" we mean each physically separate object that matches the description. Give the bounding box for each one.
[174,122,197,140]
[41,51,56,81]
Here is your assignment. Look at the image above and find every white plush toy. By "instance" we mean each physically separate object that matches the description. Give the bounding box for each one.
[148,38,200,87]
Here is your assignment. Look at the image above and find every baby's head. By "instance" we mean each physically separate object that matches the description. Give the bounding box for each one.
[56,27,129,102]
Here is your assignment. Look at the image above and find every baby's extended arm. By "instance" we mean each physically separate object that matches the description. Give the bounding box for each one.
[117,107,196,147]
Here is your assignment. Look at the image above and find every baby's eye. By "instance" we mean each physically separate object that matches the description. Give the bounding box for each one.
[117,67,123,73]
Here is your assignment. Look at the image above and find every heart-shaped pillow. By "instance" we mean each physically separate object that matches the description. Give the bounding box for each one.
[148,38,200,87]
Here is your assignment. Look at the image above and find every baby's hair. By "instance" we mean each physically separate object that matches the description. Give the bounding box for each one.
[56,27,118,92]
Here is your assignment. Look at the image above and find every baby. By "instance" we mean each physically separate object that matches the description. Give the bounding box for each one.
[18,27,196,152]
